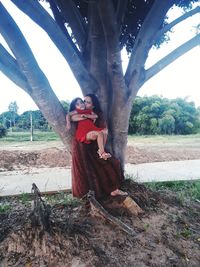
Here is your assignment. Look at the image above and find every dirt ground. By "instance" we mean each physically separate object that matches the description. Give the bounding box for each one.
[0,180,199,267]
[0,141,200,266]
[1,140,200,171]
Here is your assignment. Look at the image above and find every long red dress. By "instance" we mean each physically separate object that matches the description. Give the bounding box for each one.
[75,108,104,144]
[71,112,124,199]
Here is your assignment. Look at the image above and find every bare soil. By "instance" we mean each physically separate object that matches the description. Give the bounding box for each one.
[0,141,200,266]
[0,180,199,267]
[1,140,200,171]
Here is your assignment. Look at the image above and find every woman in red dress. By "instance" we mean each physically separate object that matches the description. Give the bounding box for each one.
[67,94,127,199]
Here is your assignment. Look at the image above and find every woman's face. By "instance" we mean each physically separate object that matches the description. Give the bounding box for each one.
[75,99,85,110]
[84,96,93,110]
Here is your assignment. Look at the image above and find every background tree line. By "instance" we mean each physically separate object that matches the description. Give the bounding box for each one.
[0,97,200,138]
[129,96,200,135]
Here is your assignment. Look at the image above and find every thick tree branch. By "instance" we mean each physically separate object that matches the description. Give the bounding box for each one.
[0,3,71,148]
[154,6,200,44]
[48,0,80,55]
[125,0,174,93]
[144,34,200,86]
[116,0,128,31]
[98,0,126,97]
[0,44,31,93]
[55,0,87,52]
[88,1,109,115]
[11,0,98,95]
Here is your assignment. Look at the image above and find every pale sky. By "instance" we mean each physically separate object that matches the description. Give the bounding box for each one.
[0,1,200,114]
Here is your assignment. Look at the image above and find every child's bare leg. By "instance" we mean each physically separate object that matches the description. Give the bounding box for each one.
[86,131,111,160]
[86,131,104,154]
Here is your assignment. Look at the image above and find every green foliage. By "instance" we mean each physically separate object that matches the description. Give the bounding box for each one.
[45,192,81,207]
[129,96,200,135]
[17,110,49,130]
[0,111,19,128]
[0,124,7,138]
[0,100,69,132]
[145,180,200,201]
[19,193,31,204]
[8,101,18,114]
[69,0,199,53]
[0,204,11,214]
[60,100,70,113]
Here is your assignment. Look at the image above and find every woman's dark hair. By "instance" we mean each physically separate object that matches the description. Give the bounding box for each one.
[69,97,83,112]
[85,94,102,113]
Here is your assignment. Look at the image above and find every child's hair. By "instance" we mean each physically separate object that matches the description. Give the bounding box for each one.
[69,97,83,112]
[85,94,102,113]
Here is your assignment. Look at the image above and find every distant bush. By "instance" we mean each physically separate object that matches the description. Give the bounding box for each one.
[0,124,7,138]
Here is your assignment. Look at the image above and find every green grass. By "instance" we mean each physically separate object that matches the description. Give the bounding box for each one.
[145,180,200,201]
[0,204,11,214]
[128,133,200,144]
[0,130,59,142]
[19,193,31,204]
[45,192,81,207]
[2,131,200,144]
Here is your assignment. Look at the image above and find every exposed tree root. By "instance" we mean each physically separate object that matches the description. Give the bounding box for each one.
[87,190,136,236]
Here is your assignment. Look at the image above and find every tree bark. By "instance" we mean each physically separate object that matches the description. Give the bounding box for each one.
[0,3,71,148]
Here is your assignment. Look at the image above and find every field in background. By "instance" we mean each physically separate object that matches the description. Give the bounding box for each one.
[1,130,200,145]
[128,133,200,146]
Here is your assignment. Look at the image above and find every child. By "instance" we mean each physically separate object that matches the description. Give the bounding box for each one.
[66,97,111,160]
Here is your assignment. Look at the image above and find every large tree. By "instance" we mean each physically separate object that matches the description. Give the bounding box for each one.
[0,0,199,165]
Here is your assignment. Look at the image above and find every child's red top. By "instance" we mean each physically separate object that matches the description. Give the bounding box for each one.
[75,108,103,144]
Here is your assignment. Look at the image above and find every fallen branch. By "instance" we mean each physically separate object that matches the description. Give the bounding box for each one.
[87,190,136,236]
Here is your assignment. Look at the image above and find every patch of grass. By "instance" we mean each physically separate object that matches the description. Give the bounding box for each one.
[19,193,31,204]
[143,223,150,231]
[128,133,200,145]
[45,192,81,207]
[0,130,59,142]
[0,204,11,213]
[145,180,200,201]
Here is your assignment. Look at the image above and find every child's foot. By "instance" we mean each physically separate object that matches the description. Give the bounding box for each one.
[110,189,128,196]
